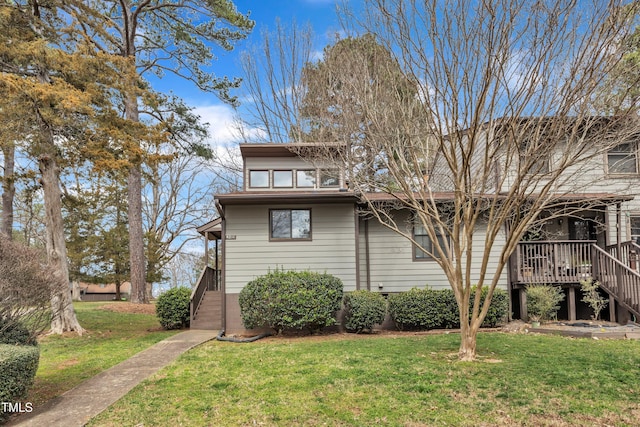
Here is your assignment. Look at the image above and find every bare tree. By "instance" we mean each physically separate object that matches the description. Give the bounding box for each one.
[143,153,218,296]
[239,19,316,143]
[241,0,640,360]
[0,236,56,342]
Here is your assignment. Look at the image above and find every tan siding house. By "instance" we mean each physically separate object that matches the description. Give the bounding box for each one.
[192,138,640,333]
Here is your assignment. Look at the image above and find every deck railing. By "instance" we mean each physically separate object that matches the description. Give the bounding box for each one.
[190,266,219,321]
[513,241,596,284]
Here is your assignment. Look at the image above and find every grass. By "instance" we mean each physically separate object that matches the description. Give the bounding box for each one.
[88,332,640,427]
[27,301,178,406]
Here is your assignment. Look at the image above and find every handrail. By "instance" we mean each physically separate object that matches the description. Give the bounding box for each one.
[190,266,218,321]
[605,241,640,272]
[591,244,640,319]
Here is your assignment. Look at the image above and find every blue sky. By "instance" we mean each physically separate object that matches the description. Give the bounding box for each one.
[153,0,349,148]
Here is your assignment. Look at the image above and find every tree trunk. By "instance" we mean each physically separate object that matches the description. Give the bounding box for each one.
[40,154,84,335]
[125,87,148,304]
[128,162,148,303]
[458,294,478,361]
[115,279,121,301]
[71,280,82,301]
[1,142,15,239]
[458,322,478,361]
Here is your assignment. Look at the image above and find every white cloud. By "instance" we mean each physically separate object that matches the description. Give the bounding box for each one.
[192,103,265,146]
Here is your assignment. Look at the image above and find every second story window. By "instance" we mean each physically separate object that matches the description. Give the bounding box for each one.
[270,209,311,240]
[607,143,637,174]
[296,170,316,188]
[529,156,550,174]
[273,170,293,188]
[320,170,340,187]
[249,170,269,188]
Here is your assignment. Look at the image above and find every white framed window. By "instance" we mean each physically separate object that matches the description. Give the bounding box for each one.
[607,143,637,174]
[630,216,640,244]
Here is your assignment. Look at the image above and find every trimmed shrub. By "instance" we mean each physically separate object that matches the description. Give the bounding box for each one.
[389,287,509,330]
[470,288,509,327]
[0,344,39,422]
[239,270,343,333]
[156,287,191,330]
[388,287,458,330]
[343,290,387,333]
[0,318,34,346]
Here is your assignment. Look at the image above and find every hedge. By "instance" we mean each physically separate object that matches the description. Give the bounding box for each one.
[388,287,509,330]
[239,270,343,333]
[156,287,191,330]
[0,345,40,422]
[0,318,36,346]
[343,290,387,333]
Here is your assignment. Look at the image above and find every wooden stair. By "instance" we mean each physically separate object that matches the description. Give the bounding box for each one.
[592,244,640,320]
[191,290,222,330]
[190,266,222,330]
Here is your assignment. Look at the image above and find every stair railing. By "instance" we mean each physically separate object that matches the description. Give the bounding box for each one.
[190,266,216,321]
[591,244,640,318]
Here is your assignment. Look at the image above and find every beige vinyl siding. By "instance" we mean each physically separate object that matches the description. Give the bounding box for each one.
[224,203,357,294]
[364,212,508,292]
[245,156,313,171]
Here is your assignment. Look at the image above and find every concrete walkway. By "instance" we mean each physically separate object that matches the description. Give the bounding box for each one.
[9,329,218,427]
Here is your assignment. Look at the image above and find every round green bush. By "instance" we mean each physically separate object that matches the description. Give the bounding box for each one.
[239,270,343,333]
[156,287,191,330]
[0,344,39,422]
[0,318,35,346]
[343,290,387,333]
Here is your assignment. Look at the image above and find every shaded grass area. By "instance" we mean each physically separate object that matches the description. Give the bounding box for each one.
[90,332,640,426]
[28,302,177,406]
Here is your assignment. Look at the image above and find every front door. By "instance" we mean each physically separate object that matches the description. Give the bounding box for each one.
[569,218,596,241]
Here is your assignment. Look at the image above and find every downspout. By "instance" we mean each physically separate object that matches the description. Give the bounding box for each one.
[365,218,371,291]
[354,205,361,290]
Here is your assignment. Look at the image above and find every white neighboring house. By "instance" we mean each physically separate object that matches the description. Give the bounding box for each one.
[192,140,640,333]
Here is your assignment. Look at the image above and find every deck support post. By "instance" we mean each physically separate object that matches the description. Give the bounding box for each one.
[568,287,576,321]
[609,295,616,323]
[519,288,528,320]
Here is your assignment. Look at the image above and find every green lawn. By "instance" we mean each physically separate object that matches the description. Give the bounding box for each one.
[89,332,640,426]
[28,301,177,406]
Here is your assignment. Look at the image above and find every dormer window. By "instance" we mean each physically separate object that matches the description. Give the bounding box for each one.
[297,170,316,188]
[249,170,269,188]
[607,143,637,174]
[320,170,340,187]
[273,170,293,188]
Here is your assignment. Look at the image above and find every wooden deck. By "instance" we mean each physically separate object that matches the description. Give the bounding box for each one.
[511,240,596,286]
[511,240,640,322]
